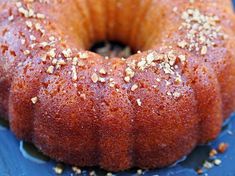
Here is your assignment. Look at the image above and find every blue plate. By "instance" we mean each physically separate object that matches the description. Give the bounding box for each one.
[0,1,235,175]
[1,113,235,176]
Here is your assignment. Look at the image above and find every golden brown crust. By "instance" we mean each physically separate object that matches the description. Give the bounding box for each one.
[0,0,235,171]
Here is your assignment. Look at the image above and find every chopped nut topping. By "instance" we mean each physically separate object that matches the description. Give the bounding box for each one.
[71,66,78,81]
[80,93,86,100]
[48,48,56,58]
[79,52,88,59]
[124,76,131,83]
[72,57,78,66]
[99,77,106,83]
[196,168,203,175]
[177,40,188,49]
[203,161,214,169]
[218,142,228,153]
[179,8,225,54]
[99,68,107,75]
[62,48,72,58]
[23,50,30,55]
[214,159,222,166]
[178,55,186,62]
[8,15,14,21]
[31,97,38,104]
[137,169,143,175]
[72,166,81,174]
[25,21,33,28]
[91,73,99,83]
[136,99,142,106]
[47,66,54,74]
[131,84,138,91]
[53,164,63,175]
[106,173,113,176]
[209,149,218,157]
[173,92,181,98]
[29,35,36,41]
[201,45,207,55]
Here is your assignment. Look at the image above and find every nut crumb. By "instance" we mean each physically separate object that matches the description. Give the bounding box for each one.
[209,149,218,157]
[214,159,222,166]
[47,66,54,74]
[218,142,228,153]
[131,84,138,91]
[72,166,81,174]
[31,97,38,104]
[91,73,99,83]
[137,169,143,175]
[136,99,142,106]
[53,164,63,175]
[201,46,207,55]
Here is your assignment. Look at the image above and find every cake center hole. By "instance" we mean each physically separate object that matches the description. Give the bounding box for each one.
[90,41,134,58]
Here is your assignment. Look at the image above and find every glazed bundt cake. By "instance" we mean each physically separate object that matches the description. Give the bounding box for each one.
[0,0,235,171]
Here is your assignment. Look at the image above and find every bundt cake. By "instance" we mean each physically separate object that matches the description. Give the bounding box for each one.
[0,0,235,172]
